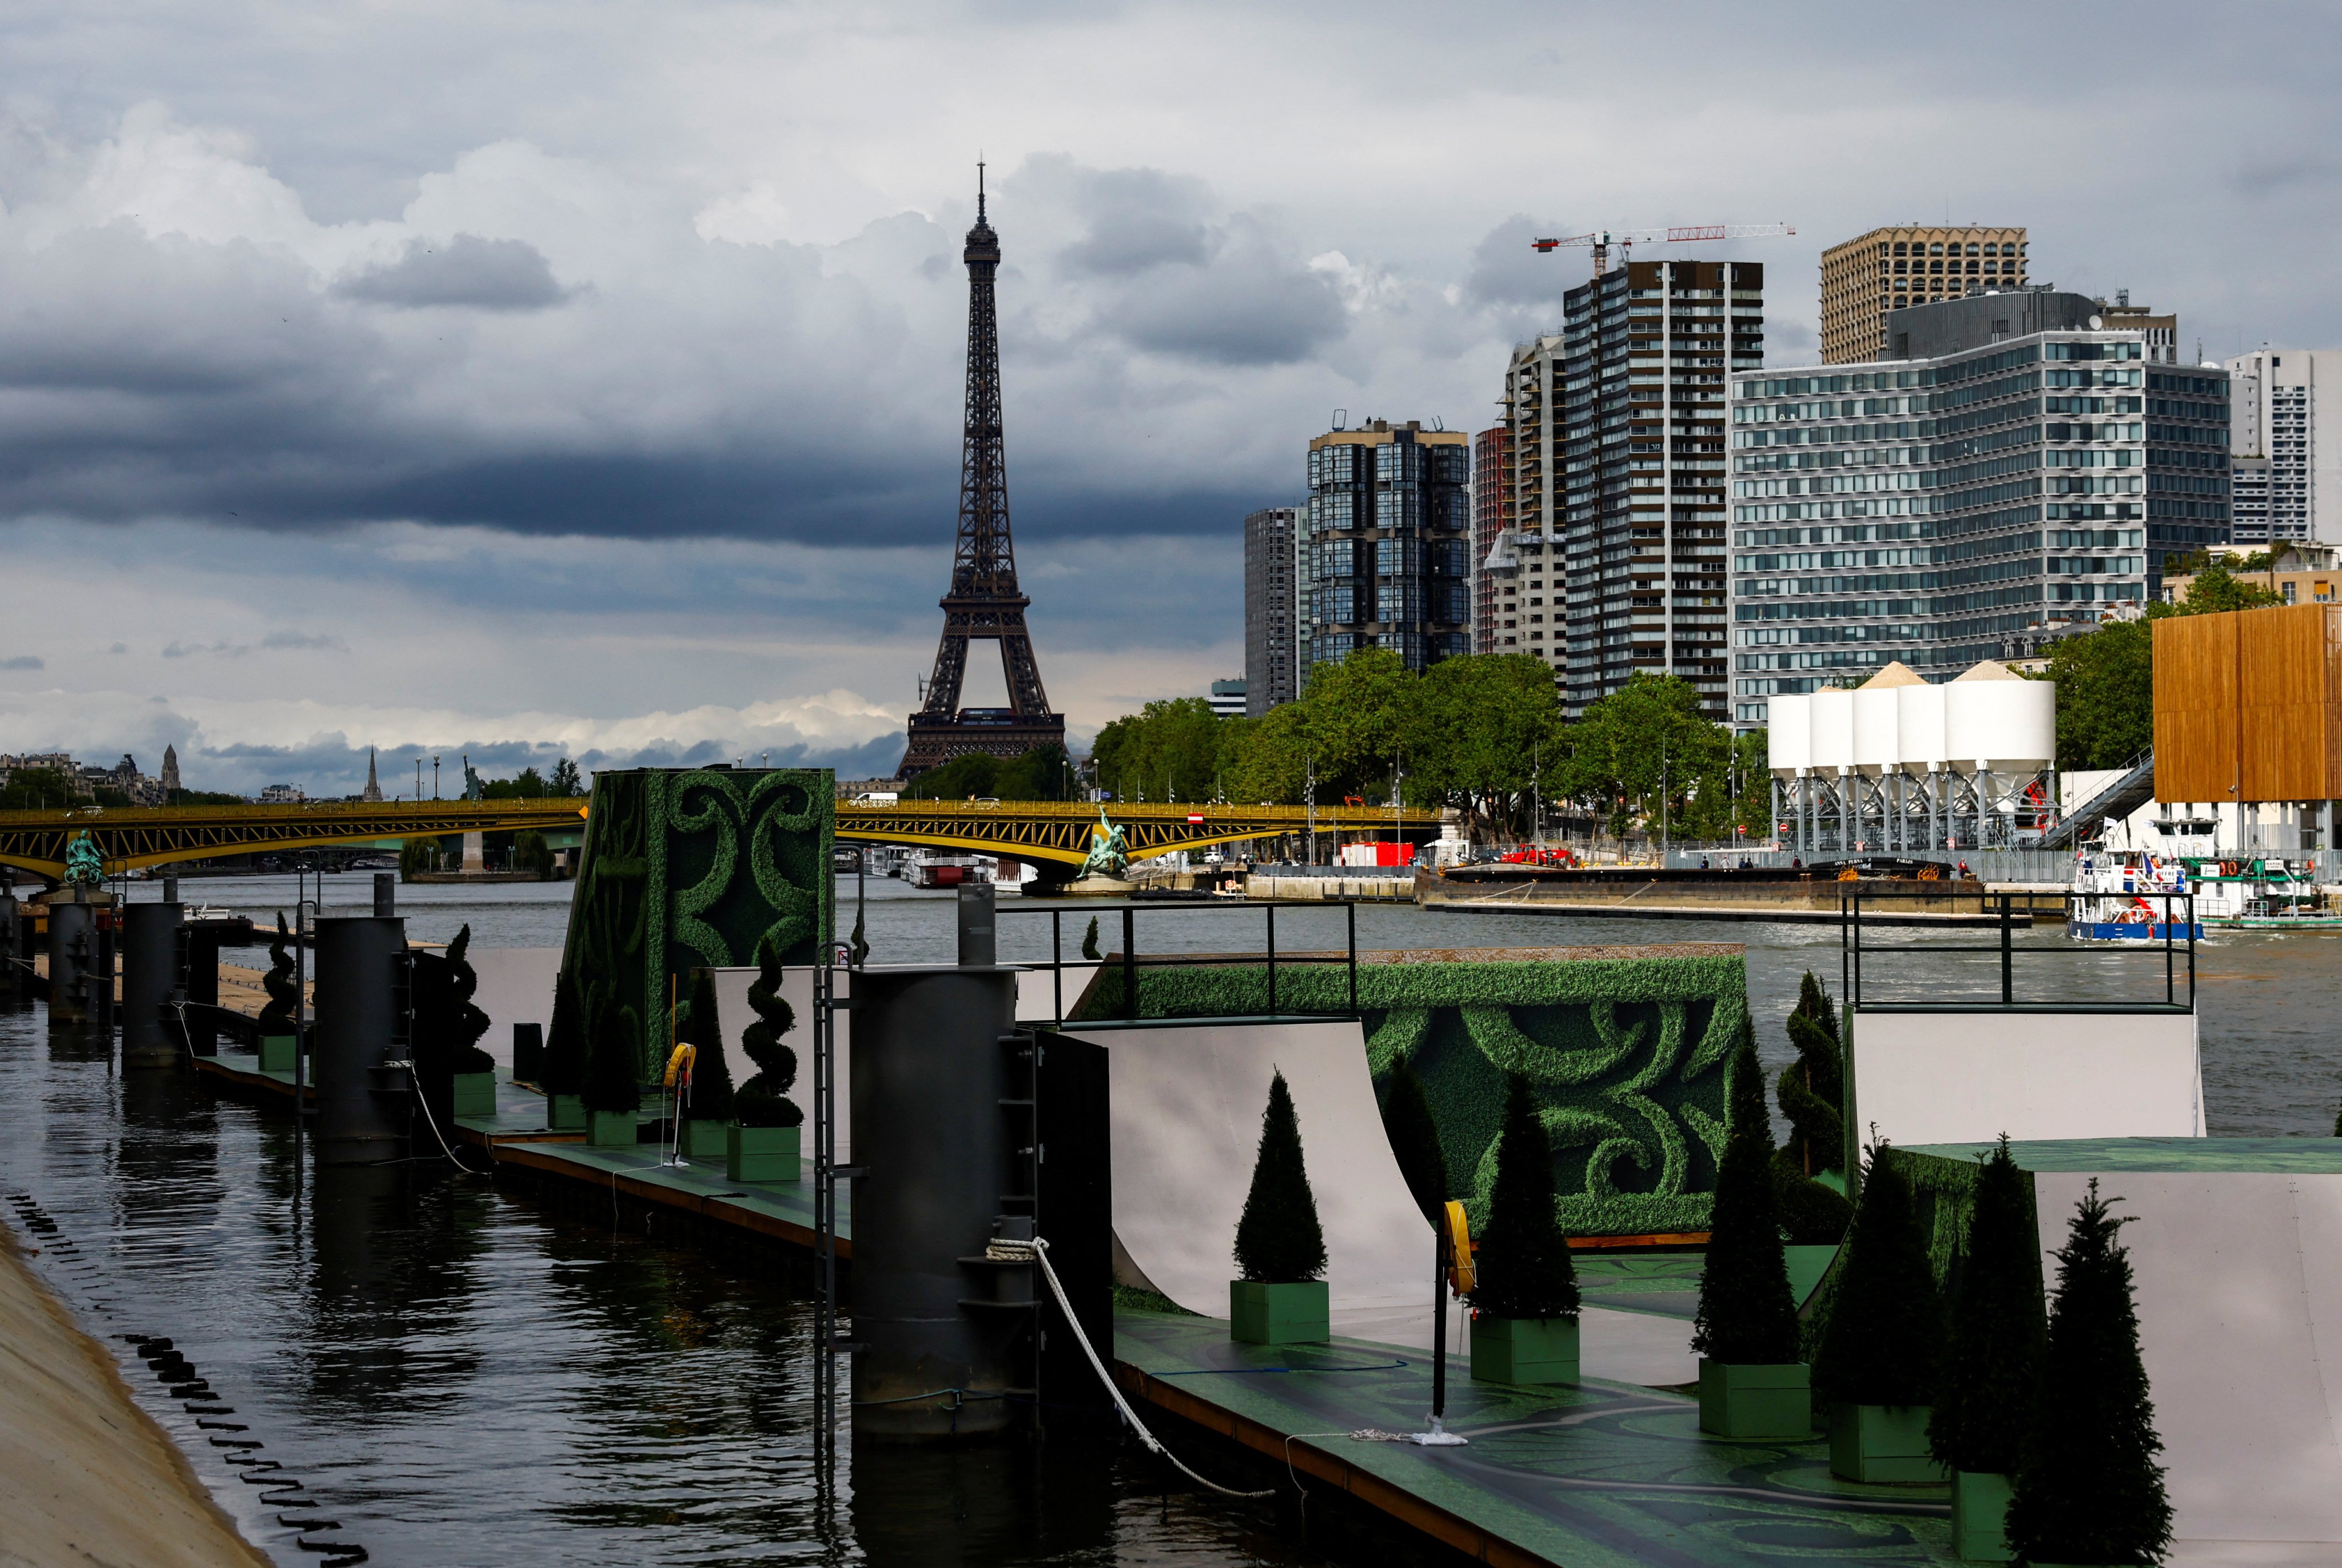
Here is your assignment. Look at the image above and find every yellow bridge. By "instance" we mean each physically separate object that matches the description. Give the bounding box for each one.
[0,799,1441,880]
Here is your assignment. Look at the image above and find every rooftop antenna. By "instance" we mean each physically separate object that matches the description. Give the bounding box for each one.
[977,156,986,220]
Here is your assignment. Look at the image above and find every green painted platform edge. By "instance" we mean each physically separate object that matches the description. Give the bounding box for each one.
[1905,1138,2342,1174]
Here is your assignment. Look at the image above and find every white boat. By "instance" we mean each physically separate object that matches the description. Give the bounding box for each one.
[2174,855,2342,931]
[2069,851,2203,940]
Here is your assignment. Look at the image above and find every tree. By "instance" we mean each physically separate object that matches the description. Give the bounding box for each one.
[1776,972,1853,1244]
[580,991,642,1114]
[2044,618,2154,772]
[1298,647,1417,800]
[676,967,736,1120]
[2006,1180,2172,1565]
[541,968,585,1096]
[1560,672,1732,841]
[2161,553,2283,616]
[399,836,442,881]
[1092,698,1228,803]
[1409,654,1564,839]
[257,913,299,1034]
[1811,1146,1945,1408]
[549,757,584,797]
[1080,916,1102,961]
[1233,1071,1327,1283]
[902,744,1077,802]
[1930,1136,2046,1475]
[1221,701,1310,805]
[1469,1071,1580,1320]
[481,767,548,799]
[1692,1023,1801,1364]
[1379,1057,1447,1226]
[734,932,803,1128]
[512,830,552,876]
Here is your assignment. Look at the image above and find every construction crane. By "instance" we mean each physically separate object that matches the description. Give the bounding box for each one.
[1531,223,1795,276]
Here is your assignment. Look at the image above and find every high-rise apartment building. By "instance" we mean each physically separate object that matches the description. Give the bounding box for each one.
[2225,349,2342,544]
[1471,424,1513,654]
[1242,505,1303,714]
[1555,260,1763,720]
[1730,289,2229,723]
[1302,420,1471,681]
[1820,226,2027,364]
[1485,336,1565,673]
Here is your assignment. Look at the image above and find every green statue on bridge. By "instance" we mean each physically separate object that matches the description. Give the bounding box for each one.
[63,831,104,888]
[1081,807,1128,879]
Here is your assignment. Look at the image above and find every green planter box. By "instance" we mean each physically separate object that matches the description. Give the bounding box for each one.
[258,1035,297,1073]
[1828,1402,1946,1483]
[684,1119,730,1159]
[1697,1360,1811,1439]
[727,1124,801,1184]
[1470,1314,1580,1385]
[549,1095,585,1130]
[1229,1280,1329,1345]
[451,1072,498,1119]
[1951,1469,2014,1561]
[588,1110,638,1147]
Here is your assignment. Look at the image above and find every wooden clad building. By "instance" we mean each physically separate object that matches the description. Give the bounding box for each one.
[2154,604,2342,803]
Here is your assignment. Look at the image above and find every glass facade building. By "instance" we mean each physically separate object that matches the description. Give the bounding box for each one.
[1730,292,2229,724]
[1304,420,1472,680]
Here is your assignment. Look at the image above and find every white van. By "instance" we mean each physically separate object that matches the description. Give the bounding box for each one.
[851,792,900,805]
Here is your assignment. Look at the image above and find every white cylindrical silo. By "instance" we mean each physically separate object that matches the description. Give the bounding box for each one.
[1946,663,2055,772]
[1897,682,1948,771]
[1811,688,1855,772]
[1853,688,1899,775]
[1768,693,1811,777]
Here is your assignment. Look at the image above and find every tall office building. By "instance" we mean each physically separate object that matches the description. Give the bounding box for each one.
[1820,226,2028,365]
[1302,420,1471,682]
[1485,337,1564,673]
[1730,289,2229,724]
[1472,424,1513,654]
[2225,349,2342,544]
[1555,259,1763,721]
[1242,505,1303,714]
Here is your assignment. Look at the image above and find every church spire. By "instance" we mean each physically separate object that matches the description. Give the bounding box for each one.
[362,745,383,803]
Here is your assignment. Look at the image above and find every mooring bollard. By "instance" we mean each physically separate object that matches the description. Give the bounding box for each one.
[120,901,186,1068]
[311,915,410,1166]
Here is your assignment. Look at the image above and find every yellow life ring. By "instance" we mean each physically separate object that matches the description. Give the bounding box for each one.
[663,1043,697,1088]
[1443,1200,1476,1294]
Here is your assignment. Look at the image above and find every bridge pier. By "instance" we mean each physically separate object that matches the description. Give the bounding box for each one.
[462,832,486,873]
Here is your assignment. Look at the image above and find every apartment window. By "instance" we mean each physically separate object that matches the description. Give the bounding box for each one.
[1894,260,1907,274]
[1965,244,1979,256]
[1929,243,1944,256]
[1930,260,1943,273]
[1983,243,1999,256]
[1894,242,1909,256]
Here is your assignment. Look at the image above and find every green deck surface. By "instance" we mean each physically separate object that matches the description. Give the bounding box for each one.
[1116,1311,1957,1566]
[1572,1255,1702,1320]
[489,1136,850,1240]
[1906,1138,2342,1174]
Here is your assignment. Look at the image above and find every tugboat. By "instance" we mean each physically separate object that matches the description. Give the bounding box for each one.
[2174,855,2342,931]
[2069,851,2204,940]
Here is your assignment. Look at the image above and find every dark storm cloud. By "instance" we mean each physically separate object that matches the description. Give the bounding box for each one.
[1103,217,1347,366]
[0,656,42,671]
[1463,216,1575,312]
[333,234,570,310]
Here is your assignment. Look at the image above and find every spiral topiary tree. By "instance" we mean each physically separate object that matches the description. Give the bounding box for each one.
[1379,1055,1447,1227]
[257,913,299,1035]
[1930,1136,2046,1476]
[580,991,642,1114]
[733,931,803,1128]
[1692,1022,1801,1366]
[1811,1144,1944,1409]
[1233,1071,1326,1283]
[541,968,585,1097]
[1469,1071,1579,1321]
[676,966,736,1121]
[441,925,495,1074]
[1081,916,1102,961]
[2006,1180,2172,1566]
[1775,971,1853,1244]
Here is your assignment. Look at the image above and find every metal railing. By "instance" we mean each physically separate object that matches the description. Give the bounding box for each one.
[999,900,1362,1027]
[1839,887,2194,1013]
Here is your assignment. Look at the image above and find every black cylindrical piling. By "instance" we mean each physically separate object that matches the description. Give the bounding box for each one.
[955,883,995,967]
[120,902,185,1068]
[46,891,106,1025]
[0,880,16,998]
[850,964,1021,1441]
[312,915,409,1166]
[373,873,395,917]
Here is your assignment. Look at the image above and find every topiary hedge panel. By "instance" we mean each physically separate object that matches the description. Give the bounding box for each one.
[1072,952,1748,1236]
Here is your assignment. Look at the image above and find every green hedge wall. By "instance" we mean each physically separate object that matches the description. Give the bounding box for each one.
[1072,955,1748,1236]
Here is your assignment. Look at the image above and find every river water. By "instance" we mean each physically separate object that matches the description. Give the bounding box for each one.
[7,873,2332,1565]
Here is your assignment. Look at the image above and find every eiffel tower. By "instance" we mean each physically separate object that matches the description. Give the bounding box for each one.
[899,166,1066,779]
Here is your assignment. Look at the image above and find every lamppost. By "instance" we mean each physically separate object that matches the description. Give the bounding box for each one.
[432,756,440,801]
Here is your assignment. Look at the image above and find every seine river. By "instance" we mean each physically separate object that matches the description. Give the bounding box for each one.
[4,872,2326,1563]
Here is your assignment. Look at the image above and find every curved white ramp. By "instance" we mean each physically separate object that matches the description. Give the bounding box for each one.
[2036,1171,2342,1564]
[1076,1018,1695,1386]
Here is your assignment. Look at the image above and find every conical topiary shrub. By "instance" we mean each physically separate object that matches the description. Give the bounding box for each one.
[1379,1056,1447,1227]
[2006,1180,2171,1567]
[1081,915,1102,961]
[1775,971,1853,1244]
[580,991,642,1146]
[1468,1071,1580,1384]
[1931,1136,2046,1561]
[727,932,802,1183]
[1813,1144,1946,1481]
[540,968,586,1127]
[1230,1070,1328,1344]
[1692,1022,1806,1435]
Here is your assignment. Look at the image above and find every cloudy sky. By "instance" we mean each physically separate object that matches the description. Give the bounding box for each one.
[0,2,2335,795]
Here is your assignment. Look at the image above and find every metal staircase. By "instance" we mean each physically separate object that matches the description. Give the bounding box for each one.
[2040,751,2156,849]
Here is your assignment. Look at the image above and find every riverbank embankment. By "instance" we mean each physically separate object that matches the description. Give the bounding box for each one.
[0,1222,268,1568]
